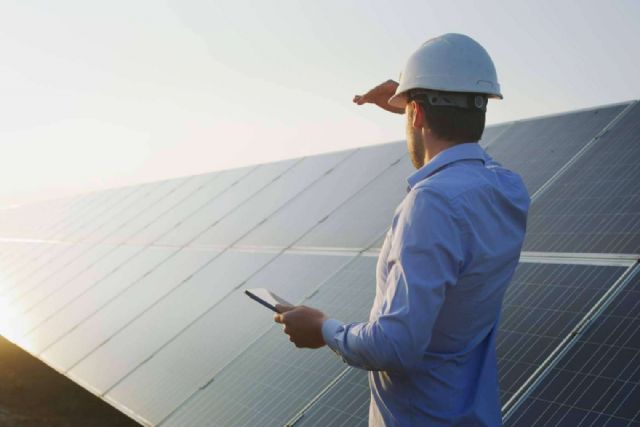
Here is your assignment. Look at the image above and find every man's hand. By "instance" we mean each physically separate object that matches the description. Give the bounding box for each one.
[274,305,327,349]
[353,79,405,114]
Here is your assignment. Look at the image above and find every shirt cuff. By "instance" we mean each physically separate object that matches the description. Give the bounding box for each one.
[321,318,343,353]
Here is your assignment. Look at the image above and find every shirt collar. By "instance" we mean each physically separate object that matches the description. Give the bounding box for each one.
[407,142,486,190]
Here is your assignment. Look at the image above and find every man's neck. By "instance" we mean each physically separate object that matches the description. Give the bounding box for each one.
[422,136,458,166]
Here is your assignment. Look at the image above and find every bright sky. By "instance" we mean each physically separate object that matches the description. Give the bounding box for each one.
[1,0,639,208]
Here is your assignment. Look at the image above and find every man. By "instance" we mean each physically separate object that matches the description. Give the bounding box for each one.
[274,33,529,426]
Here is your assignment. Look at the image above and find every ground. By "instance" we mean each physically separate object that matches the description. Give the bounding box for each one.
[0,335,140,427]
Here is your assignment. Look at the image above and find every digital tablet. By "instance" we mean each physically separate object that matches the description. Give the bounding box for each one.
[245,288,292,313]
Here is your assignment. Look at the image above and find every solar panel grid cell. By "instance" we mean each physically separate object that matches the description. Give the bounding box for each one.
[506,266,640,426]
[104,252,353,426]
[0,186,141,281]
[68,250,275,395]
[125,166,252,246]
[295,154,411,250]
[524,102,640,254]
[486,103,626,196]
[497,263,626,403]
[41,248,219,372]
[281,262,628,426]
[157,160,298,247]
[291,368,369,427]
[162,256,378,427]
[193,150,354,248]
[236,143,406,249]
[24,246,177,354]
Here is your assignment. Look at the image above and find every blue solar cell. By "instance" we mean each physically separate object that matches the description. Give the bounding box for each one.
[497,263,625,403]
[162,256,377,427]
[281,263,627,426]
[486,103,626,195]
[524,102,640,253]
[506,267,640,426]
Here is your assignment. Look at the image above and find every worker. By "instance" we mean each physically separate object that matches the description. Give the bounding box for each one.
[274,33,530,426]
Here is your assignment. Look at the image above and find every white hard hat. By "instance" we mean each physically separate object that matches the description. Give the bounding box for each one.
[388,33,502,109]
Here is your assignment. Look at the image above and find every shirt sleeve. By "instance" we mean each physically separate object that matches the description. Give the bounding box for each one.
[322,188,466,374]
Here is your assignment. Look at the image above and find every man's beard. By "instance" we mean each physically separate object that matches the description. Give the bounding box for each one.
[406,125,425,169]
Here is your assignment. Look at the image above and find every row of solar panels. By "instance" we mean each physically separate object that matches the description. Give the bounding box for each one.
[0,100,638,426]
[2,102,639,254]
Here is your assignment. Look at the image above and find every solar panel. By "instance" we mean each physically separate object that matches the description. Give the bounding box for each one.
[67,249,275,394]
[103,174,212,245]
[193,150,353,248]
[290,368,369,427]
[23,246,177,354]
[497,262,627,403]
[0,187,112,242]
[157,159,298,247]
[1,181,169,291]
[2,244,115,310]
[0,242,81,294]
[295,154,411,250]
[235,143,406,249]
[486,103,626,195]
[505,266,640,426]
[1,100,638,427]
[0,194,80,240]
[8,244,142,342]
[524,102,640,253]
[63,182,166,243]
[277,262,628,426]
[363,104,628,253]
[479,122,512,149]
[162,255,377,427]
[41,247,220,372]
[0,241,46,288]
[0,186,141,282]
[106,252,354,425]
[72,179,186,243]
[124,166,252,246]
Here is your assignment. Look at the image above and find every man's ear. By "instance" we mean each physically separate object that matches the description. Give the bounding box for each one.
[411,100,425,130]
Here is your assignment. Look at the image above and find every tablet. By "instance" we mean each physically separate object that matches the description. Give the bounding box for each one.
[245,288,292,313]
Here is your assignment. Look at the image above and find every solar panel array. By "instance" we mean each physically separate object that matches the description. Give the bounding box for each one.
[0,100,639,426]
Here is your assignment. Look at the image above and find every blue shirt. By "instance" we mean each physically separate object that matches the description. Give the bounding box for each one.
[322,143,530,426]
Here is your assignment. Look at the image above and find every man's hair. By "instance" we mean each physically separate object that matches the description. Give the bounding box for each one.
[408,91,486,143]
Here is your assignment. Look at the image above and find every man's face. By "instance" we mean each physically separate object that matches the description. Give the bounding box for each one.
[405,102,425,169]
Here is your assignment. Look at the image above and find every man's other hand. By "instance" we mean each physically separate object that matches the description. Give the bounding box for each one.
[274,305,327,349]
[353,79,405,114]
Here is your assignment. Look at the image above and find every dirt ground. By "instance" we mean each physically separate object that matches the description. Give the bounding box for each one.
[0,335,140,427]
